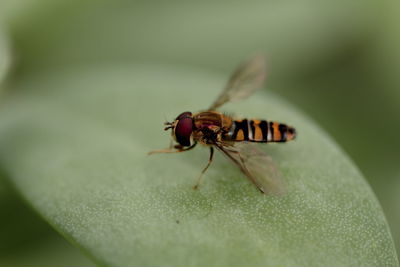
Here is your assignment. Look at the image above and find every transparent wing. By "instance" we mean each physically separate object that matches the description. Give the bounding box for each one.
[215,142,285,195]
[209,55,267,110]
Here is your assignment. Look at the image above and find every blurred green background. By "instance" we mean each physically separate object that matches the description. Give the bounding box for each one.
[0,0,399,265]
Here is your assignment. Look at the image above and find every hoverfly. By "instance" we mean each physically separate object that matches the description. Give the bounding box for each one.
[149,56,296,194]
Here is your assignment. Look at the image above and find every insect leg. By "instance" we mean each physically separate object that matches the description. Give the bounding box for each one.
[148,143,197,155]
[193,147,214,190]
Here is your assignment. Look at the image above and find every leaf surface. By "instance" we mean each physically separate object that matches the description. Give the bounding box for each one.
[0,63,397,267]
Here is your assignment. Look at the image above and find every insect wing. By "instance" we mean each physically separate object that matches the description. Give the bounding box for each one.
[216,142,285,195]
[209,55,267,110]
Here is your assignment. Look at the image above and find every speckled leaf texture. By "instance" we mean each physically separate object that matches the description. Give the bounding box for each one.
[0,63,397,267]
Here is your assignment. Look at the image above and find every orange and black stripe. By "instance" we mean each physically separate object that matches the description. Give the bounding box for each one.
[227,119,296,143]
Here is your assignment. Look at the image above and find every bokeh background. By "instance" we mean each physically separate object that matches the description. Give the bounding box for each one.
[0,0,399,265]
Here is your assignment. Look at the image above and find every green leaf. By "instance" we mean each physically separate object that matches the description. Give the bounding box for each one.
[0,177,96,267]
[4,0,400,256]
[0,29,11,85]
[0,63,397,266]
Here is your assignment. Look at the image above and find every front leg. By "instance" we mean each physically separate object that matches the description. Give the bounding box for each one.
[148,143,197,155]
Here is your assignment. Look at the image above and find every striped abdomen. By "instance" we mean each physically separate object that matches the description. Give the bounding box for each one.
[226,119,296,143]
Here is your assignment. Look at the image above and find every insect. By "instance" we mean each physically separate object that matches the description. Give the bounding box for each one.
[149,56,296,194]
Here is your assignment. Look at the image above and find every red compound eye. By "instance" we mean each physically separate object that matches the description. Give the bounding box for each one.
[175,112,193,146]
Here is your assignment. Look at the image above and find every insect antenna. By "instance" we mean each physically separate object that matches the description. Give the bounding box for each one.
[163,112,174,131]
[164,121,173,131]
